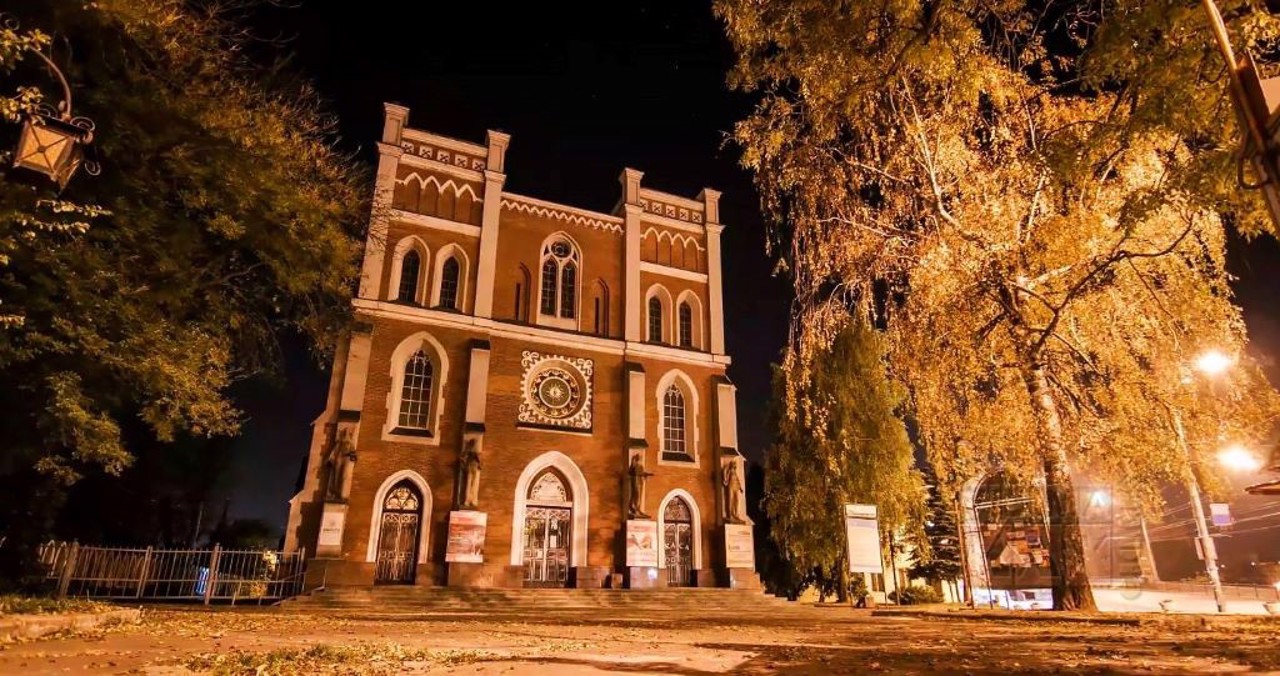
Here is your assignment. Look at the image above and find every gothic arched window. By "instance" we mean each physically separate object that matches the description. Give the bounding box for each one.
[439,256,460,310]
[678,302,693,348]
[662,385,687,457]
[397,249,421,303]
[648,296,664,343]
[398,350,434,430]
[540,258,558,315]
[560,261,577,318]
[538,237,580,324]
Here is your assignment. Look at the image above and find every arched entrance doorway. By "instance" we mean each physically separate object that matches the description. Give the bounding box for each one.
[521,469,572,587]
[663,497,694,587]
[971,473,1054,606]
[374,480,423,584]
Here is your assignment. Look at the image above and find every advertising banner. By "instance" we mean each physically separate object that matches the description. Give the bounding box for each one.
[844,503,883,574]
[724,523,755,569]
[625,519,659,567]
[445,510,487,563]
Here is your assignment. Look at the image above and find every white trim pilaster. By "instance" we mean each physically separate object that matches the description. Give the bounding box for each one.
[621,168,644,342]
[464,341,491,426]
[474,131,510,319]
[706,220,726,355]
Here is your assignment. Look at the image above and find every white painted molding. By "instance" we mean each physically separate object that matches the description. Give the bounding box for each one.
[365,469,434,564]
[639,261,709,284]
[402,128,488,156]
[397,172,481,200]
[502,194,624,234]
[396,154,485,183]
[639,187,705,212]
[641,227,707,251]
[657,489,704,570]
[392,210,482,238]
[350,299,734,367]
[509,451,591,567]
[639,211,706,234]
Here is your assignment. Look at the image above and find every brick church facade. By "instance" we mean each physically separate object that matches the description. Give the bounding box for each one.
[284,104,752,589]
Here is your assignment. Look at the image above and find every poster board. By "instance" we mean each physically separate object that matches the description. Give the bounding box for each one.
[317,503,347,550]
[625,519,659,567]
[724,523,755,569]
[445,510,487,563]
[844,503,883,574]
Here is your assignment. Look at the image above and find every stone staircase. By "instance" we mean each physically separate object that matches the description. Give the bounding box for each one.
[279,586,801,619]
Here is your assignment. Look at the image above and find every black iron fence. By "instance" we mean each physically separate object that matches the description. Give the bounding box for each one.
[37,541,307,604]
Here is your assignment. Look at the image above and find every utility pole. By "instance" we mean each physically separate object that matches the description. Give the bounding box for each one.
[1170,408,1227,613]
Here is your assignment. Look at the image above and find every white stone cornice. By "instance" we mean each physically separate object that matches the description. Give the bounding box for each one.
[377,142,405,158]
[707,223,725,235]
[639,261,709,283]
[402,128,488,156]
[397,153,485,182]
[351,299,731,367]
[640,211,705,234]
[391,209,482,237]
[501,193,624,234]
[625,340,732,366]
[639,188,705,211]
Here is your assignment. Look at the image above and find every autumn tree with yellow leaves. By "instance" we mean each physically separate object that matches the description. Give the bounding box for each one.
[719,0,1280,610]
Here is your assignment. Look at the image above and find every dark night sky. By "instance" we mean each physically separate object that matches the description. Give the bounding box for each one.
[223,2,1280,576]
[223,1,791,528]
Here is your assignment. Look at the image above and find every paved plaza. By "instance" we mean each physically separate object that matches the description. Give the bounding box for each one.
[2,601,1280,675]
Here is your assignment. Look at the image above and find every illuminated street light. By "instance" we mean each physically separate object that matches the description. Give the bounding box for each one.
[1219,445,1264,473]
[6,16,98,189]
[1088,490,1110,509]
[1194,350,1234,377]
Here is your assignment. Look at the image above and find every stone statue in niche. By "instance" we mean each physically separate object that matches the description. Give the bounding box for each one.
[324,428,356,503]
[458,437,482,510]
[627,454,654,519]
[723,458,747,523]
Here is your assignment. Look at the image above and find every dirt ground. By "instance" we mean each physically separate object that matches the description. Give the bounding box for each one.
[1,605,1279,674]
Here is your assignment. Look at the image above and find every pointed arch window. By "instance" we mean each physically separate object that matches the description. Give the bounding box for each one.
[662,385,687,458]
[540,259,558,315]
[538,237,581,325]
[398,350,434,430]
[678,302,693,348]
[648,296,664,343]
[560,262,577,318]
[397,250,421,303]
[439,257,460,310]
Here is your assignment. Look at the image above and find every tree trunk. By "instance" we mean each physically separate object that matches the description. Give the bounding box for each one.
[838,558,851,605]
[1023,363,1096,611]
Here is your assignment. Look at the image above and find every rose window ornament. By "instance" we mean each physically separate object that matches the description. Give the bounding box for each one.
[518,351,593,430]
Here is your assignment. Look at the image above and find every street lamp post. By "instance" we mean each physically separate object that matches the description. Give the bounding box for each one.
[1169,407,1228,613]
[5,16,98,188]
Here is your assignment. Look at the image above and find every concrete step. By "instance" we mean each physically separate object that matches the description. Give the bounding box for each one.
[280,586,795,615]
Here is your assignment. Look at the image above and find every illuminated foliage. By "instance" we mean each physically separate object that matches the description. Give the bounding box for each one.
[0,0,365,486]
[719,0,1280,610]
[765,319,923,579]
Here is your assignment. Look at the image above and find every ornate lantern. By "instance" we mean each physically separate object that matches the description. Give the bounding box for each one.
[14,106,95,189]
[8,26,97,189]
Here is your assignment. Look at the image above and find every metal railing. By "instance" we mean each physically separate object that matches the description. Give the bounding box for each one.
[36,541,307,604]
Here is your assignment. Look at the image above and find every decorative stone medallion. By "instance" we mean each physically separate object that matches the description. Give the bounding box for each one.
[519,351,593,430]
